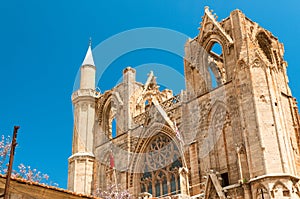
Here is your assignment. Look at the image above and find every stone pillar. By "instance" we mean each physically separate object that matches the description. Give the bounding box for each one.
[68,154,95,194]
[123,67,136,131]
[179,167,190,197]
[189,142,201,195]
[242,184,251,199]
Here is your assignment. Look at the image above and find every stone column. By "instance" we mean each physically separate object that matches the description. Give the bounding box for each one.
[179,167,190,198]
[189,142,201,195]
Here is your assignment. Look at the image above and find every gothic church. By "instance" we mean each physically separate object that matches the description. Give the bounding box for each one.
[67,7,300,199]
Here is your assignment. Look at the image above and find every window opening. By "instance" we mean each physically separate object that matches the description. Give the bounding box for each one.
[221,172,229,187]
[208,42,225,89]
[209,67,218,89]
[111,118,117,138]
[211,42,222,56]
[257,32,273,64]
[140,134,182,197]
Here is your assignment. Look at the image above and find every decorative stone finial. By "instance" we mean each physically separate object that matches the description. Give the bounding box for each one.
[89,37,92,47]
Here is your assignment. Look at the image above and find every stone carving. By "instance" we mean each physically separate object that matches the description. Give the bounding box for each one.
[69,6,300,199]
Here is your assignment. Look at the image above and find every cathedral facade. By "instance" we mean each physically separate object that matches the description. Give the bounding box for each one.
[67,7,300,199]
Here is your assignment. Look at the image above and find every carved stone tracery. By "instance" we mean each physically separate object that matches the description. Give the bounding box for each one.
[256,31,273,64]
[140,134,182,197]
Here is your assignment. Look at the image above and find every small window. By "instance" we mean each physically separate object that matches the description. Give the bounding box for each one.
[209,67,218,89]
[171,175,176,193]
[211,42,223,56]
[208,42,225,89]
[148,182,152,195]
[145,100,149,105]
[257,187,270,199]
[221,172,229,187]
[163,178,168,195]
[155,181,160,196]
[112,118,117,138]
[283,190,290,197]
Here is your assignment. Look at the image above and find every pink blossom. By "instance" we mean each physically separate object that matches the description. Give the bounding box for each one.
[0,135,58,186]
[94,184,131,199]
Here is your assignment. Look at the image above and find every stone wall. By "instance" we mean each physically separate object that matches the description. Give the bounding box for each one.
[69,7,300,199]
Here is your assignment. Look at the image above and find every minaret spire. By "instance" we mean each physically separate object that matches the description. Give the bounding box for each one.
[79,39,96,90]
[68,39,97,194]
[82,38,95,66]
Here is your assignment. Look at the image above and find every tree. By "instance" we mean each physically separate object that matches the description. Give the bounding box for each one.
[94,184,131,199]
[0,135,11,172]
[0,135,57,186]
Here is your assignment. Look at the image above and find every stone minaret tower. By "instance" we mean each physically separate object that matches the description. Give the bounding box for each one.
[68,42,96,194]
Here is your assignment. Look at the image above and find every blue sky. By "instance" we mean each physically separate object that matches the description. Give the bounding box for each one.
[0,0,299,189]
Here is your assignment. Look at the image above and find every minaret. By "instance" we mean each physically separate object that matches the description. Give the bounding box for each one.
[68,40,96,194]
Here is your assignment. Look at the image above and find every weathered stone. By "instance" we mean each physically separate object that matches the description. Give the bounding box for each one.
[68,7,300,199]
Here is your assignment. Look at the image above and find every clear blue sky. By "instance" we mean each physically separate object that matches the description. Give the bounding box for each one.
[0,0,299,189]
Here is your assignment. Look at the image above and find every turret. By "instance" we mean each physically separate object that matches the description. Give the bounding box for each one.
[80,41,96,90]
[68,41,96,194]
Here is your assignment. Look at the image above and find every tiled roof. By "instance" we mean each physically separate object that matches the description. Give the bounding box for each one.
[0,175,100,199]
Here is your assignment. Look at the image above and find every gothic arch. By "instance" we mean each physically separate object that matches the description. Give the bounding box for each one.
[271,181,290,198]
[207,101,228,119]
[199,38,227,90]
[256,31,273,64]
[200,101,233,180]
[184,21,233,96]
[201,30,231,55]
[256,184,270,199]
[139,134,182,197]
[129,123,182,173]
[96,91,112,125]
[97,150,121,190]
[103,151,114,183]
[237,59,248,71]
[272,180,289,190]
[205,38,225,52]
[99,91,122,139]
[129,123,183,197]
[205,101,230,129]
[102,95,116,139]
[138,91,162,108]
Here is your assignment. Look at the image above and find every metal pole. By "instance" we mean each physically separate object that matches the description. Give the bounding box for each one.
[2,126,19,199]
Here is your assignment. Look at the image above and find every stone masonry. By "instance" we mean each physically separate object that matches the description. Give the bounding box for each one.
[68,7,300,199]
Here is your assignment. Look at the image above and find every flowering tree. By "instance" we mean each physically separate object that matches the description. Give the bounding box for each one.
[11,164,51,183]
[0,135,57,186]
[0,135,12,172]
[94,184,131,199]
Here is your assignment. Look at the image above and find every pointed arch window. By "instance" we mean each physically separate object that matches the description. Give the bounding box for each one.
[140,134,182,197]
[207,42,226,89]
[111,118,117,138]
[271,181,290,198]
[208,67,218,88]
[105,101,118,139]
[257,32,273,64]
[257,185,270,199]
[211,42,223,55]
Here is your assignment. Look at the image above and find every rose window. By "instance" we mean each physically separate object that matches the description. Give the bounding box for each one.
[140,133,182,197]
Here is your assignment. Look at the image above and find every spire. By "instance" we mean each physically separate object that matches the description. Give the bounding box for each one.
[202,6,233,44]
[82,38,95,66]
